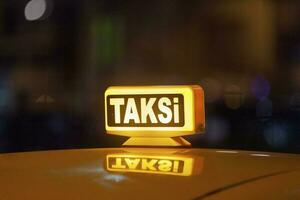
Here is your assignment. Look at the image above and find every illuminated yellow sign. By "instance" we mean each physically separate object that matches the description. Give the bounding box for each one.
[105,85,205,146]
[106,154,203,176]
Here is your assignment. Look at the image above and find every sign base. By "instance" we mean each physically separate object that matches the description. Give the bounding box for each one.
[122,137,191,147]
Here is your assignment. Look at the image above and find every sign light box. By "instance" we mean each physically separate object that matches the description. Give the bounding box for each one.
[104,85,205,146]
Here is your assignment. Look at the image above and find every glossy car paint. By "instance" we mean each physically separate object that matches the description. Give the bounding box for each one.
[0,148,299,200]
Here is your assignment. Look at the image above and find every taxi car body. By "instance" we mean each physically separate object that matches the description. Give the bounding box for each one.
[1,147,300,200]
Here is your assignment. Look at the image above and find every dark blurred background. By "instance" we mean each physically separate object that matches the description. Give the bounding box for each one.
[0,0,300,153]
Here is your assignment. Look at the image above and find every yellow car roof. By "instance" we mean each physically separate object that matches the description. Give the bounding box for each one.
[1,148,300,200]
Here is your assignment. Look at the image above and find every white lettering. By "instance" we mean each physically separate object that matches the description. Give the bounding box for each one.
[110,98,124,124]
[124,98,140,123]
[141,98,158,123]
[158,97,172,124]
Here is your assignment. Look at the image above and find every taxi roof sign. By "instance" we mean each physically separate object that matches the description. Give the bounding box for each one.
[104,85,205,146]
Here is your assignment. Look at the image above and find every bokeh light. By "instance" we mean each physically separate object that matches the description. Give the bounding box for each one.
[0,88,11,113]
[224,84,244,109]
[263,123,288,148]
[290,66,300,89]
[289,93,300,111]
[24,0,47,21]
[251,76,271,100]
[256,98,272,119]
[200,78,223,103]
[204,116,230,144]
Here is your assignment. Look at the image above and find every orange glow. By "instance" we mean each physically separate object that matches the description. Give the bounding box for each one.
[104,85,205,146]
[106,153,204,176]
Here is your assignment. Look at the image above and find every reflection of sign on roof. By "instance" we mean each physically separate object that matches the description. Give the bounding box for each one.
[104,85,205,146]
[106,154,204,176]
